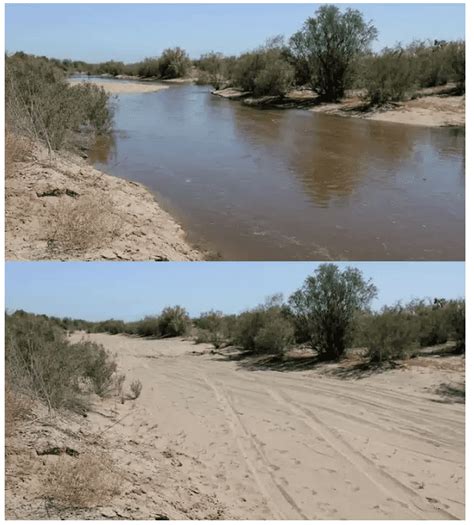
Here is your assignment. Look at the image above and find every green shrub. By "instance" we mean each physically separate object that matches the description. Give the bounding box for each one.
[157,47,191,79]
[364,305,418,363]
[446,300,465,353]
[233,295,294,355]
[76,341,117,396]
[233,39,295,97]
[253,316,294,355]
[5,53,112,152]
[135,316,162,337]
[138,57,161,78]
[364,46,417,105]
[194,310,227,348]
[96,319,126,335]
[196,52,227,89]
[5,312,118,412]
[158,306,190,337]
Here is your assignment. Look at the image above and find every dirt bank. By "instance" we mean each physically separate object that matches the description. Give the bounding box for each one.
[69,78,169,94]
[310,93,465,127]
[44,333,465,519]
[214,86,465,127]
[5,142,202,261]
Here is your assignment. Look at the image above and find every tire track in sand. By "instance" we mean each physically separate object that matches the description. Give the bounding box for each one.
[266,387,458,520]
[202,375,309,520]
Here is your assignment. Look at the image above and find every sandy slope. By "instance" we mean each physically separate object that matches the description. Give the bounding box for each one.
[70,333,465,520]
[6,142,202,261]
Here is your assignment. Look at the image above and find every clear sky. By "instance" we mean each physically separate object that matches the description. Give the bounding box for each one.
[5,262,465,321]
[5,3,465,62]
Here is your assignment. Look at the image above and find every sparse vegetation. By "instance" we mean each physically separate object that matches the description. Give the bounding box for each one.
[46,194,122,256]
[44,453,121,508]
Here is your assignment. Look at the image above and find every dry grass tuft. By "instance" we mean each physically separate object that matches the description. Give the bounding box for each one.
[46,194,122,255]
[44,452,121,508]
[129,379,143,400]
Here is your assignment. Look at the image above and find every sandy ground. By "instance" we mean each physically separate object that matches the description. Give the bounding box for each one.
[45,333,464,520]
[5,141,202,261]
[214,86,465,127]
[69,78,169,94]
[310,94,465,127]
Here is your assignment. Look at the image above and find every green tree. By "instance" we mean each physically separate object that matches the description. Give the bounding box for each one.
[289,5,377,101]
[289,264,377,360]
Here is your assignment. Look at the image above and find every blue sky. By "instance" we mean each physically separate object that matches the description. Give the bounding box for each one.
[5,3,465,62]
[5,262,465,321]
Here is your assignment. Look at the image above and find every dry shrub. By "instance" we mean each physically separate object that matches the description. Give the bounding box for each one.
[5,131,30,177]
[5,387,31,437]
[129,379,143,400]
[44,453,121,508]
[46,194,122,255]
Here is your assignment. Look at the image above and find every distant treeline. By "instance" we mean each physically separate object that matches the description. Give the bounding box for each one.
[9,264,465,366]
[26,5,464,105]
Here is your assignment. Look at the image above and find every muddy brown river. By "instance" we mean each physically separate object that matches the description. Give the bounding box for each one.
[90,81,465,260]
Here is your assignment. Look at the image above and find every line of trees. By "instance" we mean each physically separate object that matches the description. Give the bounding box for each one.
[13,264,465,365]
[15,5,464,106]
[49,5,464,104]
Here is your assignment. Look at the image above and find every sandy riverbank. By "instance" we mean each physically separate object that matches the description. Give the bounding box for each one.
[5,141,202,261]
[7,332,462,519]
[214,86,465,128]
[69,78,169,94]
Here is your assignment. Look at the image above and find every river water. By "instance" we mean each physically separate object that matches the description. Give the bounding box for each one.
[89,81,465,260]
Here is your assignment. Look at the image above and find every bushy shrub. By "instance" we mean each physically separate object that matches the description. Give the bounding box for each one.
[129,379,143,400]
[233,39,295,97]
[446,300,465,353]
[446,41,465,93]
[233,295,294,355]
[157,47,191,79]
[138,57,161,78]
[194,310,227,348]
[5,312,118,412]
[364,305,418,363]
[196,52,227,89]
[135,315,162,337]
[408,41,451,88]
[364,46,417,105]
[5,53,112,152]
[76,341,117,396]
[96,319,126,335]
[158,306,190,337]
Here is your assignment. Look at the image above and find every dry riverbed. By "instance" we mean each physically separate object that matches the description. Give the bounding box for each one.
[8,333,463,520]
[5,141,202,261]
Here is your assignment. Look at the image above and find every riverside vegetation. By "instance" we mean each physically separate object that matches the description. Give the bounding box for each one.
[14,264,465,365]
[27,5,465,105]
